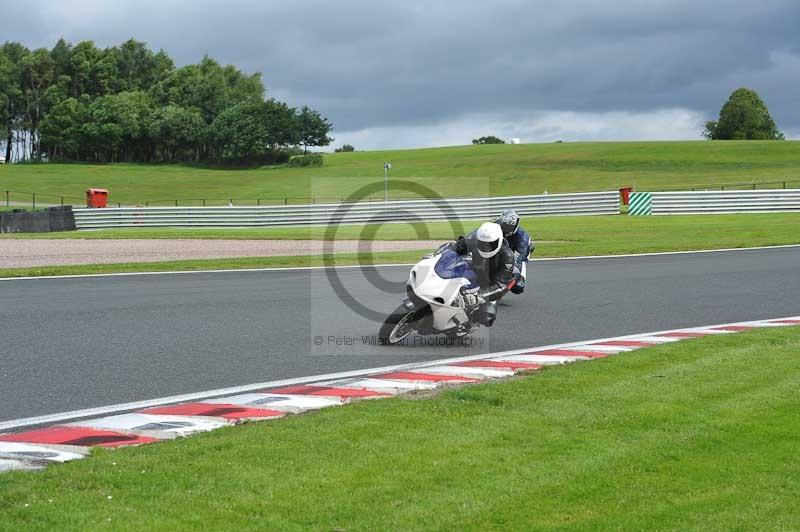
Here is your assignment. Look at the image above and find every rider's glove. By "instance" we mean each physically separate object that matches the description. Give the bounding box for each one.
[460,287,485,310]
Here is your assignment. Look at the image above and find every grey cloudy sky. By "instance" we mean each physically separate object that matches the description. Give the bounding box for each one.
[2,0,798,148]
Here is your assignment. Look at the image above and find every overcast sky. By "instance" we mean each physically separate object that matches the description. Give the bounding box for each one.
[2,0,798,149]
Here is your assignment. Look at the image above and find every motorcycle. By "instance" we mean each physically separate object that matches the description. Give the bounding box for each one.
[378,249,481,344]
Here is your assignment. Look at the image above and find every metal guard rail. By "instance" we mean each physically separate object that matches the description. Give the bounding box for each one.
[651,189,800,215]
[74,191,620,229]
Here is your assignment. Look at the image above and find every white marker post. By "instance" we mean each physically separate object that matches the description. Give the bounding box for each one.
[384,163,391,202]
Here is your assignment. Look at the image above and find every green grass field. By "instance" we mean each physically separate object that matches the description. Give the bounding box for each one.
[2,141,799,206]
[1,213,798,278]
[1,326,798,531]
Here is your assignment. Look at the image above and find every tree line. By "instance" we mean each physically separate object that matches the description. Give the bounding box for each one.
[0,39,332,164]
[472,135,505,145]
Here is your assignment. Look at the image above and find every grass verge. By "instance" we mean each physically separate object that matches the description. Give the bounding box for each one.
[1,213,798,278]
[1,326,798,530]
[0,252,419,278]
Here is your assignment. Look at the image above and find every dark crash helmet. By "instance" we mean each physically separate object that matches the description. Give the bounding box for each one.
[495,209,520,238]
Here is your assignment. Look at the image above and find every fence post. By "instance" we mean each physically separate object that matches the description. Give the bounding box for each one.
[284,198,288,205]
[175,199,179,206]
[202,199,206,206]
[32,193,36,210]
[4,190,8,207]
[257,198,261,206]
[61,196,64,206]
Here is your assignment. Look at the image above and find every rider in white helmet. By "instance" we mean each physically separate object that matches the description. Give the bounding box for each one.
[444,221,515,327]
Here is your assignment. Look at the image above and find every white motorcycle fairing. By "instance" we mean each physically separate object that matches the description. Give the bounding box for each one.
[408,252,478,333]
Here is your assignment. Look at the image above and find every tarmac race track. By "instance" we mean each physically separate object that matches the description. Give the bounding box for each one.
[1,246,799,421]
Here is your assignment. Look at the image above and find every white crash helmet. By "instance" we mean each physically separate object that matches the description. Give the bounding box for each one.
[476,222,503,258]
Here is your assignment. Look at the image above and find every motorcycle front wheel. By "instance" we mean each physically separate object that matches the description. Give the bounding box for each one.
[378,304,431,345]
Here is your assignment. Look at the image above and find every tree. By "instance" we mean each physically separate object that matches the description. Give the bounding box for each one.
[68,40,119,99]
[21,48,55,158]
[93,48,121,97]
[0,48,14,162]
[152,50,174,80]
[472,135,505,145]
[40,97,82,160]
[106,91,155,161]
[80,91,153,162]
[210,99,270,161]
[151,56,263,127]
[334,144,355,152]
[148,104,205,161]
[222,64,264,104]
[704,88,784,140]
[262,98,299,149]
[1,42,29,163]
[50,38,72,80]
[113,39,166,92]
[295,106,332,153]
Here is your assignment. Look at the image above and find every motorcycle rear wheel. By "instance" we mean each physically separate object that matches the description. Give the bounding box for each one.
[378,304,431,345]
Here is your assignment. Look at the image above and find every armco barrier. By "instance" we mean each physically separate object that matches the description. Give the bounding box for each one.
[47,205,77,232]
[649,189,800,215]
[0,206,76,233]
[73,191,620,229]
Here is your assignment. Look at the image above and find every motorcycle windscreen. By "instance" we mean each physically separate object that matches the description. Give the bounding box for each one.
[434,250,479,288]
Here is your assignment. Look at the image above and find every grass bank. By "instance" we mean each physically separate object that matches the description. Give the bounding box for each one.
[1,141,799,205]
[1,327,798,530]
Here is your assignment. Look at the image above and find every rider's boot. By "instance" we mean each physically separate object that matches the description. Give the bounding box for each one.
[477,301,498,327]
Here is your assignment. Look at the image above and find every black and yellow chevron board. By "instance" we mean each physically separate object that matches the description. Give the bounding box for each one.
[628,192,652,215]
